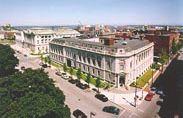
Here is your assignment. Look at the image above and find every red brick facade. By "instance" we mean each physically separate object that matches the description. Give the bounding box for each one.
[145,30,180,55]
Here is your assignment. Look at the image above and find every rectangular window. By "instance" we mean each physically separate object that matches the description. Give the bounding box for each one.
[93,69,95,74]
[98,70,100,76]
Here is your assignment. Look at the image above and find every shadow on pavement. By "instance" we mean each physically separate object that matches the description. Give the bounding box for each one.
[153,59,183,117]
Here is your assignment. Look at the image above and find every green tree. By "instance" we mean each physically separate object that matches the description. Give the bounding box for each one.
[63,63,67,72]
[151,63,160,70]
[40,54,44,63]
[44,56,48,64]
[0,68,70,118]
[172,40,178,54]
[159,49,169,64]
[96,77,101,92]
[69,67,74,78]
[0,44,19,77]
[47,56,51,66]
[86,73,91,87]
[76,68,81,81]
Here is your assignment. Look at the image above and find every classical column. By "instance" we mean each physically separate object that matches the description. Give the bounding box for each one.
[116,74,120,88]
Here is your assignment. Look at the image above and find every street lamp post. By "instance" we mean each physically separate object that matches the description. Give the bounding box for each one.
[134,77,138,107]
[90,112,96,118]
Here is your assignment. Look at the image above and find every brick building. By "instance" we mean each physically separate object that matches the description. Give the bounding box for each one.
[145,29,180,55]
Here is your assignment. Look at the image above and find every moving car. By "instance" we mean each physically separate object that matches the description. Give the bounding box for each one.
[102,106,120,115]
[73,109,87,118]
[95,94,108,102]
[144,92,154,101]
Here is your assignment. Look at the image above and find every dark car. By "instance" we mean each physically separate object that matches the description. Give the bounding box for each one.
[103,106,120,115]
[76,83,88,90]
[42,64,48,68]
[145,92,154,101]
[95,94,108,102]
[68,79,77,84]
[55,71,62,76]
[24,54,27,57]
[92,88,99,93]
[83,84,89,89]
[21,66,25,70]
[73,109,87,118]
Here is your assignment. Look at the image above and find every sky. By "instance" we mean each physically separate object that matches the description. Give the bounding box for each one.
[0,0,182,26]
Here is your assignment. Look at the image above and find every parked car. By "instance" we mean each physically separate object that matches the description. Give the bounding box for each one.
[156,90,165,97]
[144,92,154,101]
[24,54,27,57]
[69,76,73,79]
[21,66,25,70]
[95,94,108,102]
[55,71,62,76]
[68,79,77,84]
[102,106,120,115]
[73,109,87,118]
[61,73,69,79]
[42,64,48,68]
[83,84,89,89]
[151,87,157,91]
[39,62,44,66]
[76,82,88,90]
[92,88,99,93]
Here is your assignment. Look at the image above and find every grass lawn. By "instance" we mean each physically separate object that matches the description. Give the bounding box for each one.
[130,69,155,88]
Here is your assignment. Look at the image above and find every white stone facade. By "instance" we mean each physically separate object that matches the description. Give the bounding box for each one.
[49,38,154,87]
[22,28,81,54]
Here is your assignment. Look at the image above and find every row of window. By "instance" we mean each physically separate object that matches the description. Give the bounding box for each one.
[68,42,103,51]
[65,51,102,68]
[39,35,52,38]
[136,49,151,64]
[37,39,52,44]
[78,63,101,77]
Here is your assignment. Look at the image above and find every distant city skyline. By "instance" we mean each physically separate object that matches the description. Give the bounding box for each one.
[0,0,182,26]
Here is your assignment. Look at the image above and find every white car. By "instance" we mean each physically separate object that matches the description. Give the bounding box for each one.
[61,73,69,79]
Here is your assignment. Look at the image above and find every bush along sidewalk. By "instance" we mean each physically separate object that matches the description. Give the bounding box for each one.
[60,64,113,89]
[41,58,114,89]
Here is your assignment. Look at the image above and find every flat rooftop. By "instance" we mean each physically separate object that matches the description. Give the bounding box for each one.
[51,38,152,52]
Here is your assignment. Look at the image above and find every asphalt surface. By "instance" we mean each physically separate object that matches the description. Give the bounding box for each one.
[152,52,183,117]
[14,51,130,118]
[14,49,164,118]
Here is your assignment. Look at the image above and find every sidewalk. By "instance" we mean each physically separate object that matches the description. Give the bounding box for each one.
[11,43,39,58]
[100,87,148,108]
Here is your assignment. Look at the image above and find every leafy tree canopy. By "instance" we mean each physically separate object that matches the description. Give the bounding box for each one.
[0,68,70,118]
[0,44,19,77]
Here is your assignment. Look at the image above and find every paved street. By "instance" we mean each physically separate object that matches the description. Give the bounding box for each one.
[14,49,129,118]
[153,51,183,117]
[13,44,165,118]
